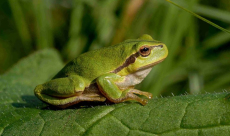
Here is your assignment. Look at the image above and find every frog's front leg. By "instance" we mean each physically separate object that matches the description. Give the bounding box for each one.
[34,75,106,108]
[96,73,152,105]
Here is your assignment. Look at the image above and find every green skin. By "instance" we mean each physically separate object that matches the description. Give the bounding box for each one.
[34,34,168,108]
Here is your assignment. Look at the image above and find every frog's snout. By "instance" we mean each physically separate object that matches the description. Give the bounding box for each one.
[151,44,163,49]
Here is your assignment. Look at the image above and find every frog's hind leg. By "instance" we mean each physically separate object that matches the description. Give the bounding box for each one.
[34,76,86,98]
[52,93,106,108]
[36,92,106,108]
[34,75,105,108]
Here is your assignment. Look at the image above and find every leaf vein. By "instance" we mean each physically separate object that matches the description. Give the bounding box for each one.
[81,107,115,136]
[38,113,45,136]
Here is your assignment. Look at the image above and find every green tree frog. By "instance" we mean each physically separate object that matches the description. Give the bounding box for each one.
[34,34,168,108]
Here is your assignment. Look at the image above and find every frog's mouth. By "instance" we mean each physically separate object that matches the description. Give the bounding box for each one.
[136,58,165,71]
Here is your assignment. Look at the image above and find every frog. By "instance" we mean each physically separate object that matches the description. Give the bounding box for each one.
[34,34,168,108]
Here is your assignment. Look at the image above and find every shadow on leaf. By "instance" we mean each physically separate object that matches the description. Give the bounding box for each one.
[42,101,115,110]
[12,95,45,109]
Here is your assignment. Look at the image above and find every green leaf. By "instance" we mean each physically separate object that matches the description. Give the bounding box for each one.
[1,49,230,136]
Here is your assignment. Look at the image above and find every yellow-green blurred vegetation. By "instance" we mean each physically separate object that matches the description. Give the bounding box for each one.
[0,0,230,97]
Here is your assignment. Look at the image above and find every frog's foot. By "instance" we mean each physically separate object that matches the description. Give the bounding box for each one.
[103,89,149,105]
[120,92,149,105]
[129,89,153,99]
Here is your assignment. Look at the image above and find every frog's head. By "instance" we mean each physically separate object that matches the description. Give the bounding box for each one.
[115,34,168,76]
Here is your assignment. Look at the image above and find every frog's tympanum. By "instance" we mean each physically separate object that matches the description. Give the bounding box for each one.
[34,34,168,108]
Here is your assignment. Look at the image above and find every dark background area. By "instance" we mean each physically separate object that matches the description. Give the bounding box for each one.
[0,0,230,97]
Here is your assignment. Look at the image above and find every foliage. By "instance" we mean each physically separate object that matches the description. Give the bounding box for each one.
[1,49,230,136]
[0,0,229,97]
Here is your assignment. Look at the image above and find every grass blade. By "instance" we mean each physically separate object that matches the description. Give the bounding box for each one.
[202,27,230,49]
[63,0,85,60]
[8,0,32,52]
[166,0,230,34]
[33,0,53,49]
[195,4,230,23]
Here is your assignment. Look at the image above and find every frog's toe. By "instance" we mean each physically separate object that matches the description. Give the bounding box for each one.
[146,93,153,99]
[140,99,148,105]
[129,89,153,99]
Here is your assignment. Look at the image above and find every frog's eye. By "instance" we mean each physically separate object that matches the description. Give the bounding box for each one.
[139,45,151,57]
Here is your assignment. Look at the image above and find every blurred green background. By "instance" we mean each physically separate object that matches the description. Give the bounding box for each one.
[0,0,230,97]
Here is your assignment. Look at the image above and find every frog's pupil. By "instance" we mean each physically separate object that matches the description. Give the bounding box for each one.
[142,47,149,52]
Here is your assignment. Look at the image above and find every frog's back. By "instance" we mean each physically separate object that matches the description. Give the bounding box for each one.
[53,42,136,83]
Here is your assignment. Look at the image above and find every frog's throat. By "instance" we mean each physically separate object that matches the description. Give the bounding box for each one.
[136,58,165,71]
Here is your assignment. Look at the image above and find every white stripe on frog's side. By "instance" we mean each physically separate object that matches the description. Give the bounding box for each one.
[115,67,152,90]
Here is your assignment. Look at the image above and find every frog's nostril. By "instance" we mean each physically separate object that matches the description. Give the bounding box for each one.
[159,45,163,48]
